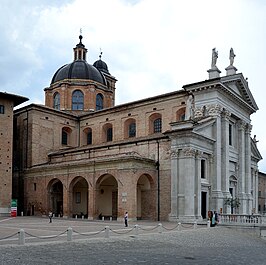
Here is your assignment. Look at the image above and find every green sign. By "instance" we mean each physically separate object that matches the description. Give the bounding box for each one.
[11,199,17,207]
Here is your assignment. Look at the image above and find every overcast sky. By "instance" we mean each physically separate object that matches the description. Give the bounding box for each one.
[1,0,266,171]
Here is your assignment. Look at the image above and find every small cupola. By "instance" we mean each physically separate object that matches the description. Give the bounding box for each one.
[93,52,110,74]
[73,35,87,61]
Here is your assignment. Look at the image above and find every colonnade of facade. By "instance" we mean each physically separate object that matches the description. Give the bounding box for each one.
[169,105,257,221]
[27,172,156,221]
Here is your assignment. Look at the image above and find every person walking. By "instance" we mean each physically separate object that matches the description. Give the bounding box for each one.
[124,212,128,227]
[48,211,53,223]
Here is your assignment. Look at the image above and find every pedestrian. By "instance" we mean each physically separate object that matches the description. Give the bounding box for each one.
[48,211,53,223]
[124,211,128,227]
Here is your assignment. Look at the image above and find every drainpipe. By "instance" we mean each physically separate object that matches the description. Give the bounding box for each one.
[156,140,160,221]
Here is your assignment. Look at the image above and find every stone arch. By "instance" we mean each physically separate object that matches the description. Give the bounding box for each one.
[47,178,63,217]
[61,126,72,146]
[176,107,186,121]
[96,93,104,110]
[229,175,238,197]
[53,92,60,110]
[69,176,89,218]
[96,174,118,220]
[137,174,156,220]
[124,118,136,138]
[102,123,113,142]
[149,113,162,134]
[82,127,92,145]
[72,89,84,110]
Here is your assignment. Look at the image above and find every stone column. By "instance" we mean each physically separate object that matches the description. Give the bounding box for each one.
[87,183,94,220]
[255,170,259,213]
[238,120,246,214]
[245,124,252,214]
[221,110,231,213]
[221,110,230,193]
[169,148,179,221]
[63,185,69,218]
[195,151,203,220]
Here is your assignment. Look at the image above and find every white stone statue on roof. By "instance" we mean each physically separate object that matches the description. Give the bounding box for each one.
[229,48,236,66]
[211,48,218,68]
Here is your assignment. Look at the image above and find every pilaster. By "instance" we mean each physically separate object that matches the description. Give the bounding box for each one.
[245,123,252,213]
[169,148,179,220]
[221,110,230,194]
[237,120,247,214]
[177,147,197,221]
[208,105,223,204]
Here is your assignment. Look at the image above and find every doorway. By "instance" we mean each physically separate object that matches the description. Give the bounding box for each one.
[201,191,207,219]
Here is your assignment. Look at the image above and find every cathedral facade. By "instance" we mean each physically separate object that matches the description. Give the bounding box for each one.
[1,36,262,221]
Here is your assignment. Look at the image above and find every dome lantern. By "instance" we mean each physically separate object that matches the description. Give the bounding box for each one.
[73,34,87,61]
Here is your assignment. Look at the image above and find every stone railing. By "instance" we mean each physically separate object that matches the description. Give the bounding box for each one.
[219,214,263,225]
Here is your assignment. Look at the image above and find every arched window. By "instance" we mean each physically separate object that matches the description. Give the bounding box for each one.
[154,118,162,133]
[72,90,84,110]
[62,127,72,146]
[53,92,60,110]
[96,93,103,110]
[102,123,113,142]
[128,122,136,137]
[176,108,186,121]
[149,113,162,134]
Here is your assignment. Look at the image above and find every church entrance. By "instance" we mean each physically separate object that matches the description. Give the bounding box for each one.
[201,191,207,219]
[137,174,155,220]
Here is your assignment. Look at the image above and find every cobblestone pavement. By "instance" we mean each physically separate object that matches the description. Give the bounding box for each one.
[0,217,266,264]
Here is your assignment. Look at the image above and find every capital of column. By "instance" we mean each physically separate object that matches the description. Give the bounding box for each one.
[206,104,223,117]
[195,150,204,159]
[221,109,231,121]
[181,147,197,158]
[245,123,252,134]
[237,120,246,131]
[170,148,179,159]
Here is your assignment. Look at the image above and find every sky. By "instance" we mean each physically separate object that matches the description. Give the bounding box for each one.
[1,0,266,171]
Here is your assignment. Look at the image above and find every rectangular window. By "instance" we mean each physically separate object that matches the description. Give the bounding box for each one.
[107,127,113,142]
[62,131,68,145]
[129,123,136,138]
[201,159,206,178]
[258,191,261,197]
[34,183,37,191]
[87,131,92,145]
[154,118,162,133]
[76,192,81,203]
[0,105,4,114]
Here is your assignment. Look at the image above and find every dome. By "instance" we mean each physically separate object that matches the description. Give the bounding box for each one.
[51,60,106,85]
[93,59,110,74]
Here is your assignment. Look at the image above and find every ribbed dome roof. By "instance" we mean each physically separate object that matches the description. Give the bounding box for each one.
[93,58,110,74]
[50,35,107,85]
[51,60,106,85]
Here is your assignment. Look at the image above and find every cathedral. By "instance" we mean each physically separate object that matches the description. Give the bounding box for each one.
[0,36,262,221]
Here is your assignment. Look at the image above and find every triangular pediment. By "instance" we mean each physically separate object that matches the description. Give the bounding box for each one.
[221,73,258,112]
[193,117,216,140]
